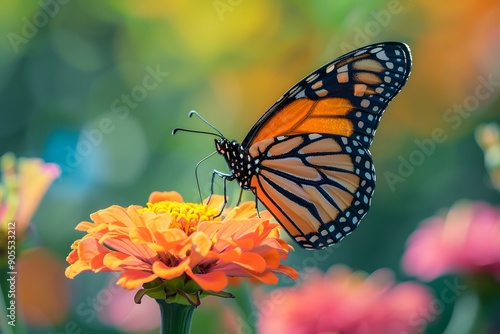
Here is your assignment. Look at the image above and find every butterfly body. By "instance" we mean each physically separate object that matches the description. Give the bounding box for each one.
[212,42,412,249]
[215,138,257,189]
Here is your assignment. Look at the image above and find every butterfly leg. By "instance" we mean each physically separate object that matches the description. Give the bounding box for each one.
[246,186,261,217]
[210,169,234,217]
[236,188,244,206]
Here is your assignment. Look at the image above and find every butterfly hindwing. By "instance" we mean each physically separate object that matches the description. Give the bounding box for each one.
[249,133,375,249]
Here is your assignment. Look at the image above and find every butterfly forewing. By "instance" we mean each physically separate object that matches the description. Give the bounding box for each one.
[242,42,412,149]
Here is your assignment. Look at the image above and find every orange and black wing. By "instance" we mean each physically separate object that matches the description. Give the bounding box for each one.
[241,42,412,149]
[244,42,412,249]
[249,134,375,249]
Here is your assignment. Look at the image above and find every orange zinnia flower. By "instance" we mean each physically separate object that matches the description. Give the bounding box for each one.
[65,191,298,305]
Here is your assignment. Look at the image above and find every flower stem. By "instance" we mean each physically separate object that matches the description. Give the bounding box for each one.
[156,299,196,334]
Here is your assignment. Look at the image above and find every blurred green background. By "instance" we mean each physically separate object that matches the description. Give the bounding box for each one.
[1,0,499,333]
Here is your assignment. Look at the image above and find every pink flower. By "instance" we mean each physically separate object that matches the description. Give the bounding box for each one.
[98,280,160,333]
[403,201,500,281]
[257,265,434,334]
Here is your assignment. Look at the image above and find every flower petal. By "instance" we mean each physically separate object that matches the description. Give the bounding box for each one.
[103,252,152,271]
[130,226,153,244]
[75,221,96,231]
[197,221,223,239]
[78,237,110,262]
[117,270,158,290]
[260,249,281,269]
[16,158,60,231]
[273,264,299,280]
[234,252,267,272]
[211,248,242,263]
[149,228,188,252]
[203,195,225,212]
[186,269,228,292]
[246,270,278,284]
[152,259,190,280]
[149,191,183,203]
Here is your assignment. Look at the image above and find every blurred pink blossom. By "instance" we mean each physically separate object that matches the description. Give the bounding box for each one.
[98,280,160,333]
[257,265,434,334]
[403,201,500,281]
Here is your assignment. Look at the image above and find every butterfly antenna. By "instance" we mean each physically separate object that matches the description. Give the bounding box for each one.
[171,111,224,138]
[194,150,218,202]
[171,128,221,137]
[187,110,224,138]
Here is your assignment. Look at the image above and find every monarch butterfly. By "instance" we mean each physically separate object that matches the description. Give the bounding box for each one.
[176,42,412,250]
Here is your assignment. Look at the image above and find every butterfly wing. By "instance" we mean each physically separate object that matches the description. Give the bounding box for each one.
[249,134,375,249]
[241,42,412,149]
[244,42,412,249]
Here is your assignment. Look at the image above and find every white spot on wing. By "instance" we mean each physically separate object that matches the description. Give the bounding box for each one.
[306,73,319,83]
[309,133,322,140]
[376,51,389,61]
[326,63,336,73]
[338,64,348,72]
[295,89,306,99]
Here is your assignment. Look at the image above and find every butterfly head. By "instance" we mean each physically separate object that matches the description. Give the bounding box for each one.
[215,138,243,162]
[214,138,229,155]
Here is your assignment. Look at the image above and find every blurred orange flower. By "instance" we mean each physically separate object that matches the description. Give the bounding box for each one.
[0,152,60,251]
[403,201,500,281]
[18,248,70,326]
[476,123,500,191]
[66,191,298,304]
[257,265,434,334]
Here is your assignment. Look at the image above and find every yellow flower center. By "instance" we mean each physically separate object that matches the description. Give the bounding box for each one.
[140,201,219,235]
